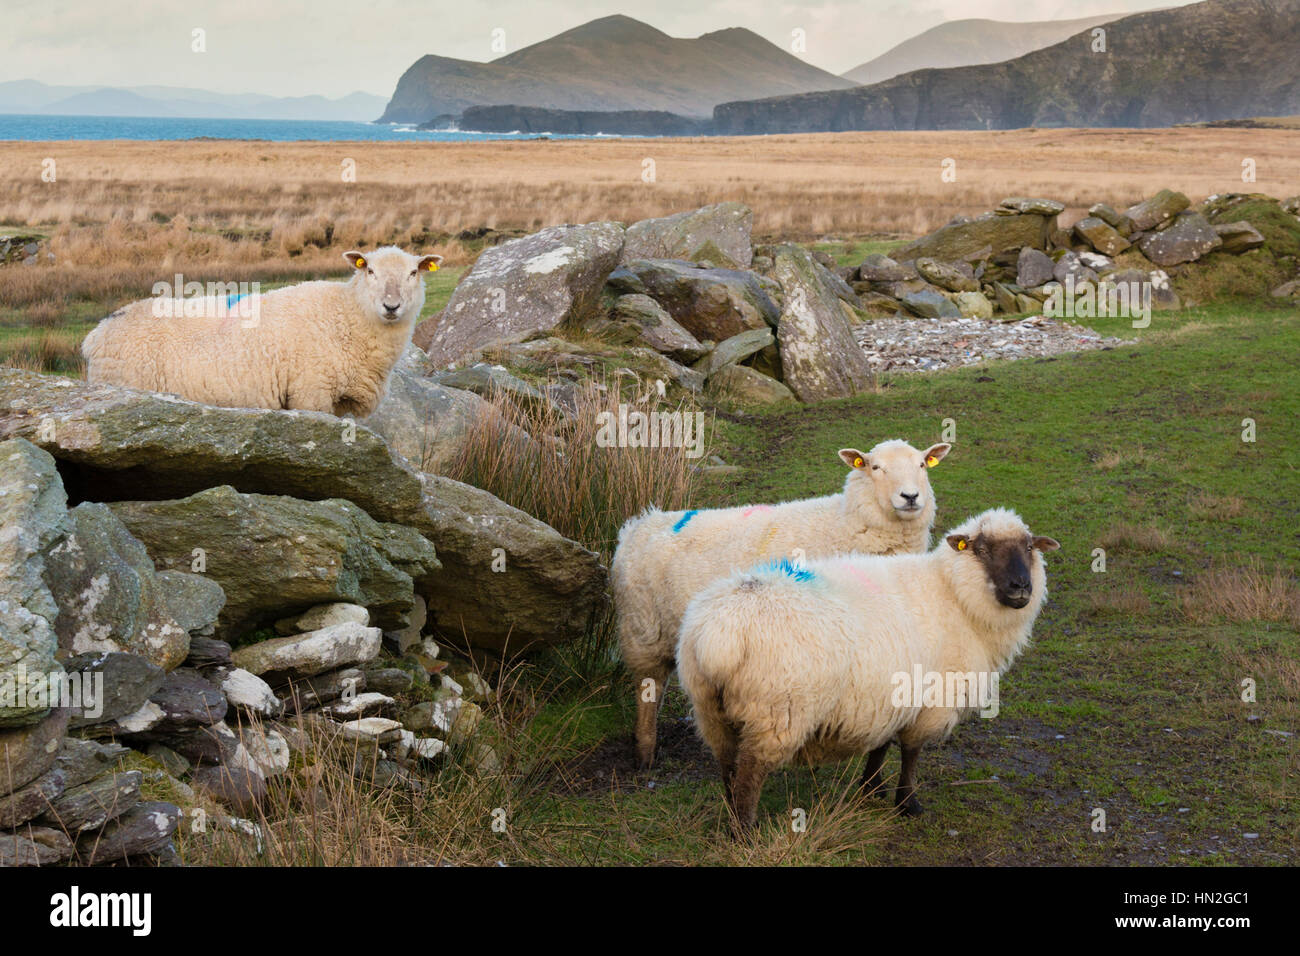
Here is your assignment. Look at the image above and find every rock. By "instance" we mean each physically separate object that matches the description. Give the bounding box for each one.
[1213,221,1265,253]
[948,291,993,319]
[236,726,290,777]
[856,291,904,316]
[110,486,438,637]
[364,357,505,474]
[322,692,397,720]
[426,362,556,420]
[0,439,67,728]
[901,289,962,318]
[616,258,780,342]
[156,570,225,636]
[64,651,165,728]
[232,623,382,681]
[207,666,282,718]
[109,701,166,735]
[1078,251,1115,272]
[338,717,404,745]
[915,257,979,292]
[185,636,232,669]
[145,743,191,777]
[0,766,66,828]
[621,202,753,268]
[42,502,191,670]
[362,667,414,697]
[1053,251,1100,286]
[275,603,369,636]
[421,221,625,366]
[772,245,875,402]
[402,695,464,735]
[705,364,796,406]
[1125,189,1191,231]
[40,770,142,832]
[52,737,126,789]
[1016,248,1056,288]
[1138,212,1222,266]
[1087,203,1126,229]
[1073,217,1132,256]
[278,667,365,713]
[0,370,606,655]
[1,827,74,866]
[73,799,180,864]
[599,293,708,362]
[0,707,69,794]
[817,262,862,308]
[893,212,1051,262]
[857,254,917,282]
[997,197,1065,216]
[1269,279,1300,298]
[145,667,228,730]
[692,327,775,378]
[990,282,1020,314]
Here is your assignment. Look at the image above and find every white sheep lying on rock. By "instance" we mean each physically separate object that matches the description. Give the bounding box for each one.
[676,507,1058,834]
[612,438,950,769]
[83,247,442,417]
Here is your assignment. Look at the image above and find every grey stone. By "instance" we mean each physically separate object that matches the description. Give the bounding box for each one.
[1016,247,1056,288]
[621,202,753,268]
[1138,212,1223,266]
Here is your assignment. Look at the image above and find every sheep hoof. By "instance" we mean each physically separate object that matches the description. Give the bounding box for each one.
[896,794,924,818]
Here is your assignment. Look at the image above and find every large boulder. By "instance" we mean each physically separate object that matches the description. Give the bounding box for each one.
[108,486,440,638]
[771,245,875,402]
[705,365,795,406]
[592,294,708,362]
[0,370,607,654]
[1138,212,1223,266]
[613,259,780,342]
[892,212,1052,262]
[42,502,191,670]
[620,202,754,268]
[1125,189,1190,231]
[419,221,625,367]
[0,439,66,728]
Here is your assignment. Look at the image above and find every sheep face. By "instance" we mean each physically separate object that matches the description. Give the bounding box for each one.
[946,511,1060,609]
[840,439,950,521]
[343,247,443,325]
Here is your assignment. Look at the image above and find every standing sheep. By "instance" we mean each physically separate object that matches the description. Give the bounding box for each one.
[82,247,442,417]
[612,438,951,769]
[676,507,1059,835]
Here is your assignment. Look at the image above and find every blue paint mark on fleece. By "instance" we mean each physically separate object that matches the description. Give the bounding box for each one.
[672,510,699,533]
[226,292,245,307]
[762,557,815,583]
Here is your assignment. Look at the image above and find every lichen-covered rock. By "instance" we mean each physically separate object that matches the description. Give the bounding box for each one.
[693,327,775,378]
[1125,189,1191,231]
[206,666,282,718]
[947,291,994,320]
[231,623,382,680]
[0,369,607,655]
[0,707,69,794]
[893,212,1051,262]
[0,827,74,866]
[771,245,875,402]
[0,766,66,828]
[704,364,795,406]
[1073,217,1132,256]
[75,800,179,864]
[915,258,978,293]
[857,254,917,282]
[275,603,369,636]
[38,769,141,832]
[1213,220,1265,253]
[64,651,166,728]
[42,502,191,670]
[109,486,438,637]
[0,439,67,728]
[596,293,708,362]
[901,288,962,318]
[52,737,128,790]
[277,667,366,713]
[421,221,625,366]
[1138,211,1223,266]
[614,259,780,342]
[621,202,754,268]
[156,570,225,637]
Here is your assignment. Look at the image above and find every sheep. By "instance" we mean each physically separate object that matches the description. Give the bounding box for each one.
[675,507,1059,835]
[612,437,951,769]
[82,247,442,417]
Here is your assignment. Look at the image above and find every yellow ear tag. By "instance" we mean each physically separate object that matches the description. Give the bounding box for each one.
[926,455,939,467]
[957,539,967,550]
[355,257,366,269]
[427,261,439,272]
[853,457,864,468]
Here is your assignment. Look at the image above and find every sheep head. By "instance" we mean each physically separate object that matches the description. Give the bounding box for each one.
[343,247,443,325]
[839,439,950,522]
[946,508,1059,610]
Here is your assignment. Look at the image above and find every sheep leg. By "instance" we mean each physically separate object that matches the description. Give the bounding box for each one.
[859,744,890,799]
[894,744,924,817]
[729,744,771,838]
[633,665,670,770]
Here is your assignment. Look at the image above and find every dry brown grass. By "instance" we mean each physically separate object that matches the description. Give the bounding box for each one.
[1087,582,1154,618]
[1093,445,1158,471]
[1097,521,1174,552]
[1188,491,1247,520]
[442,373,707,558]
[1182,562,1300,627]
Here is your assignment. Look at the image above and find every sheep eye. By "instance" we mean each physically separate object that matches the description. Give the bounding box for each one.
[366,268,374,275]
[409,270,417,277]
[871,465,880,471]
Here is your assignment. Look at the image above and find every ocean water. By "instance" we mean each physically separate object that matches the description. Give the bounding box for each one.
[0,114,616,142]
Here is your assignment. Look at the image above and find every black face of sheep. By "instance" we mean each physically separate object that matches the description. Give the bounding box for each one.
[947,531,1061,608]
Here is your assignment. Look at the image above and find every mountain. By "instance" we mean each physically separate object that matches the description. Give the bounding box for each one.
[378,14,854,124]
[0,80,388,121]
[713,0,1300,134]
[841,14,1126,85]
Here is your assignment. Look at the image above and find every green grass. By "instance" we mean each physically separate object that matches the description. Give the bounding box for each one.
[517,298,1299,865]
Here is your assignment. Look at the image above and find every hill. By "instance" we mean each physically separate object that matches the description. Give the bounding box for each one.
[377,14,853,124]
[713,0,1300,133]
[841,14,1125,85]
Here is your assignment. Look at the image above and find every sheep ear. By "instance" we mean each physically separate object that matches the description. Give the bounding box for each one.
[417,254,443,273]
[947,534,969,552]
[343,251,367,270]
[839,448,869,469]
[923,442,951,467]
[1032,536,1060,553]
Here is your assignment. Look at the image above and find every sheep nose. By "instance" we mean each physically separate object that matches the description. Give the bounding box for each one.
[900,492,919,504]
[383,302,400,314]
[1010,575,1030,591]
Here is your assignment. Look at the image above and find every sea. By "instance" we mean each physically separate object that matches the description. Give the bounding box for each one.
[0,114,616,142]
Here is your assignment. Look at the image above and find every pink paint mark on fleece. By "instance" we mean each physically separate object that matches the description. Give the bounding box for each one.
[844,564,884,594]
[741,505,775,518]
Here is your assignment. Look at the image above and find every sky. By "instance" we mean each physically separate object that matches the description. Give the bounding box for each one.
[5,0,1191,100]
